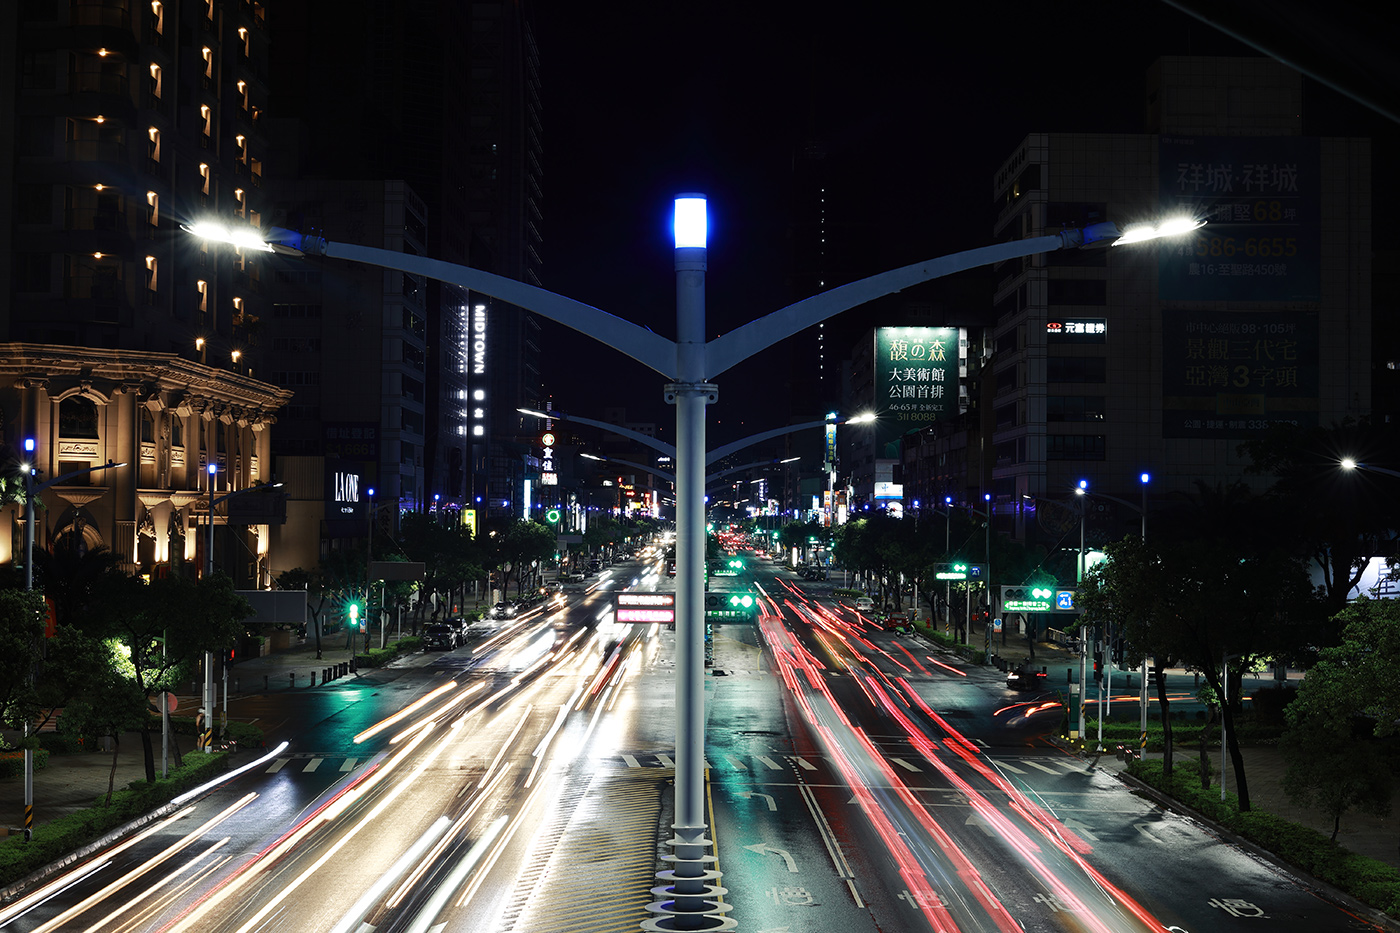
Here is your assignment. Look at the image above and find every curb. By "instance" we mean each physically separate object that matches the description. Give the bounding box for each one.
[0,798,180,904]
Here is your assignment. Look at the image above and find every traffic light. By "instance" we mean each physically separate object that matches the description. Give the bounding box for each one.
[1093,644,1103,681]
[348,601,363,631]
[545,508,562,524]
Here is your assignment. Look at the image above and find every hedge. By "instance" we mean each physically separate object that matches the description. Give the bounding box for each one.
[354,636,423,669]
[0,750,49,780]
[1127,758,1400,918]
[0,751,230,889]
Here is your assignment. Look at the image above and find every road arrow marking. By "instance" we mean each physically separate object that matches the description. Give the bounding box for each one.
[965,814,996,837]
[1134,821,1167,844]
[740,791,777,811]
[745,843,798,872]
[1063,819,1099,842]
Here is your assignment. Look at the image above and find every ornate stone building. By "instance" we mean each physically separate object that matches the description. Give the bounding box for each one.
[1,344,289,585]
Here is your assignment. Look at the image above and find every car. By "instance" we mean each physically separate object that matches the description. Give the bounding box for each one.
[490,602,517,620]
[1007,665,1048,690]
[854,597,875,613]
[422,623,458,650]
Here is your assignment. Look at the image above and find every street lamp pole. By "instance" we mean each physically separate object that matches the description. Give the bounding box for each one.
[188,207,1199,931]
[203,467,283,751]
[21,444,125,840]
[1075,480,1088,741]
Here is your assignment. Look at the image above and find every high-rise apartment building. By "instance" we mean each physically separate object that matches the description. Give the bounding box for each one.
[987,57,1370,541]
[270,0,543,523]
[1,0,289,586]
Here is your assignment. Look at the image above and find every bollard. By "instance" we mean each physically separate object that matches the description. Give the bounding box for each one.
[311,671,317,686]
[326,667,332,682]
[290,672,295,689]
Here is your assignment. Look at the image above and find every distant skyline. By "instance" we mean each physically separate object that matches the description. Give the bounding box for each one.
[534,3,1396,446]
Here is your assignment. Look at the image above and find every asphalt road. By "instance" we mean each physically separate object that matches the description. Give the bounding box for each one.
[0,546,1385,933]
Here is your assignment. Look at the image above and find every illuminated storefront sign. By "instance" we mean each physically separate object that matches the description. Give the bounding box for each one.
[874,327,959,453]
[616,592,675,624]
[540,431,557,485]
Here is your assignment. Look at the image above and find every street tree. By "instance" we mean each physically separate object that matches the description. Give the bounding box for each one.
[1080,483,1320,807]
[1280,598,1400,839]
[0,589,45,741]
[94,571,251,781]
[1241,419,1400,624]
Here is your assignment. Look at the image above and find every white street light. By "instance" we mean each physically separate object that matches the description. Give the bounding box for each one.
[1112,216,1206,245]
[189,203,1198,931]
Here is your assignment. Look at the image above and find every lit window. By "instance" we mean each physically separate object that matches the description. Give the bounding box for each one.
[232,296,243,315]
[235,135,247,163]
[231,349,241,363]
[234,187,245,216]
[148,63,162,98]
[199,163,210,195]
[237,26,250,57]
[146,191,159,225]
[151,1,164,34]
[237,80,248,111]
[147,127,161,162]
[145,256,158,291]
[196,279,208,312]
[201,47,213,79]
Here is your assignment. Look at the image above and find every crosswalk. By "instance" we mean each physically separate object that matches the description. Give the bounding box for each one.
[612,753,1089,776]
[264,755,361,774]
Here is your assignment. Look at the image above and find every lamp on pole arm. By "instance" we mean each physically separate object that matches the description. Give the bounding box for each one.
[187,203,1200,931]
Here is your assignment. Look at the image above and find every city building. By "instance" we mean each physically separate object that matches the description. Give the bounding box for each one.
[1,0,289,585]
[270,0,544,524]
[986,57,1369,543]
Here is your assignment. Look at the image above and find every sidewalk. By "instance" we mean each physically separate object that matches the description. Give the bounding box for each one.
[918,626,1400,874]
[0,631,424,839]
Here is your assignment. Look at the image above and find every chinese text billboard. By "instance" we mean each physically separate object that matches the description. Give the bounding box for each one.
[1161,310,1319,438]
[1158,136,1320,302]
[874,327,958,452]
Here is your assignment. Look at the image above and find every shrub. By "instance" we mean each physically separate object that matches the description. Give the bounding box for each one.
[1126,759,1400,917]
[0,752,229,888]
[0,749,49,779]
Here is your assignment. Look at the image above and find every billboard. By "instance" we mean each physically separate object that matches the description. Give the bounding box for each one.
[1158,136,1321,302]
[324,459,369,537]
[874,327,959,451]
[1161,309,1319,438]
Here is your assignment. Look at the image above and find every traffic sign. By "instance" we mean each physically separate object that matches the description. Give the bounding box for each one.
[1001,586,1079,613]
[935,562,986,581]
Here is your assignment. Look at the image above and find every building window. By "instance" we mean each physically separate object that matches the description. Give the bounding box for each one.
[234,187,245,216]
[148,63,162,98]
[145,255,158,292]
[200,104,212,143]
[1046,434,1106,461]
[201,47,213,85]
[237,26,250,58]
[147,126,161,162]
[199,162,211,195]
[1047,395,1106,422]
[150,1,164,33]
[59,396,100,439]
[146,190,158,225]
[1047,278,1107,306]
[1047,356,1107,383]
[196,279,208,312]
[140,410,155,443]
[236,79,248,112]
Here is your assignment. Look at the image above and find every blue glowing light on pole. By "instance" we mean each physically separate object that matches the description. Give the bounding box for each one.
[673,195,708,249]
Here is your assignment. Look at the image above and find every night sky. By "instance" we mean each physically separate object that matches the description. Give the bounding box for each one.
[535,2,1396,447]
